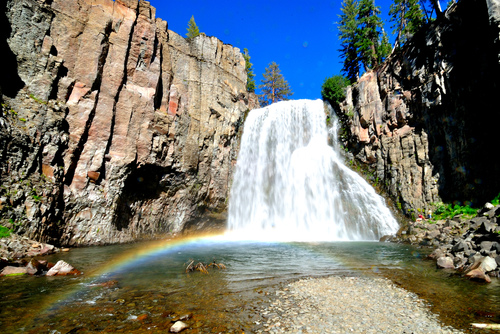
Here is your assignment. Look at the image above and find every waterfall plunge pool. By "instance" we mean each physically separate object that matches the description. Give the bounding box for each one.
[1,237,499,333]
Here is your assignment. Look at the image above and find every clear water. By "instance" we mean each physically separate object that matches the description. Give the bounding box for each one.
[1,238,499,333]
[228,99,399,241]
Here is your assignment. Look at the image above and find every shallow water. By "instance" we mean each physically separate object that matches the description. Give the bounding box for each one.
[1,237,499,333]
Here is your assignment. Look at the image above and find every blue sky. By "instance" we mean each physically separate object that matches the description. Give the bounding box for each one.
[148,1,442,100]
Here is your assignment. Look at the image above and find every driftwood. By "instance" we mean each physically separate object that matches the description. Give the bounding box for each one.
[185,260,226,274]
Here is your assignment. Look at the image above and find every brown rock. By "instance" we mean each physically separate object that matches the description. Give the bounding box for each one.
[0,266,30,276]
[46,260,81,276]
[465,269,492,283]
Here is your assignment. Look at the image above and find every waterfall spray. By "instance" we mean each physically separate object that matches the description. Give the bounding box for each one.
[227,99,398,241]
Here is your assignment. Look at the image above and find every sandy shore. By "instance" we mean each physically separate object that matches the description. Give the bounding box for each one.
[254,276,465,334]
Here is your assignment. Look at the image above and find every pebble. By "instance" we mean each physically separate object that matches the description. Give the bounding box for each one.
[256,276,464,334]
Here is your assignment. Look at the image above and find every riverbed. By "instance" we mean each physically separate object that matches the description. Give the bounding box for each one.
[0,235,499,333]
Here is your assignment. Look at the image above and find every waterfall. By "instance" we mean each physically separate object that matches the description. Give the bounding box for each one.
[227,99,399,241]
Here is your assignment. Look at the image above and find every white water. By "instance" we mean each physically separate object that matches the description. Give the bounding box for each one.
[227,99,399,241]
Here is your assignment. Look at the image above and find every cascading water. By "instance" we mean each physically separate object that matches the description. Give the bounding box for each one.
[227,99,399,241]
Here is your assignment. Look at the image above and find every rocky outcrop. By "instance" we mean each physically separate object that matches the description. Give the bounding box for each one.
[398,202,500,283]
[0,0,258,246]
[337,0,500,216]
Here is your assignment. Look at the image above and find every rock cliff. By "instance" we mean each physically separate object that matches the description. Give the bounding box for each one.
[336,0,500,217]
[0,0,258,246]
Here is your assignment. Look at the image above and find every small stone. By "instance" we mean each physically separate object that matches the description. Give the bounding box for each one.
[170,320,188,333]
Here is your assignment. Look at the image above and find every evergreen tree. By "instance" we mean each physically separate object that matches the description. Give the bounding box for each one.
[321,75,351,107]
[338,0,360,83]
[258,62,293,107]
[356,0,385,70]
[389,0,424,49]
[378,29,393,60]
[186,15,200,39]
[243,48,256,92]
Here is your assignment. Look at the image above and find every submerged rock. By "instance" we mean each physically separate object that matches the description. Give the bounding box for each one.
[169,321,188,333]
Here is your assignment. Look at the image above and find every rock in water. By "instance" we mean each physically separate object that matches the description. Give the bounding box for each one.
[46,260,80,276]
[169,321,188,333]
[465,269,492,283]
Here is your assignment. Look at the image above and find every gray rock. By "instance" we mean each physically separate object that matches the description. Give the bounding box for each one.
[436,256,455,269]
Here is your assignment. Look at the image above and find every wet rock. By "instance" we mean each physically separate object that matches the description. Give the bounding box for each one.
[169,320,188,333]
[0,266,30,276]
[465,269,491,283]
[46,260,81,276]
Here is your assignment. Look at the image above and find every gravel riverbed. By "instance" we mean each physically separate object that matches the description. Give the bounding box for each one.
[255,276,465,334]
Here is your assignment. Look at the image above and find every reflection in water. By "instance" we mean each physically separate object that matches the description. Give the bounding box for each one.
[1,239,499,333]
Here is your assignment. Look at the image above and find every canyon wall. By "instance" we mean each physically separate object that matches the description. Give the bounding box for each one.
[0,0,258,245]
[337,0,500,217]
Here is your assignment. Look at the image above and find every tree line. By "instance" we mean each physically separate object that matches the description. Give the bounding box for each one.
[323,0,448,107]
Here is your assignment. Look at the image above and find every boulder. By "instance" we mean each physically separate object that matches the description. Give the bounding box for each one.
[452,240,469,253]
[479,256,498,273]
[0,266,30,276]
[436,256,455,269]
[465,269,492,283]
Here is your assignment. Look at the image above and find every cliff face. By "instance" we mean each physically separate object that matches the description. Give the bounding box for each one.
[0,0,258,245]
[337,0,500,216]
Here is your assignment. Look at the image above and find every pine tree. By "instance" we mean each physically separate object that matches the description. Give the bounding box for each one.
[258,62,293,107]
[389,0,424,49]
[186,16,200,39]
[356,0,385,71]
[338,0,360,83]
[243,48,256,92]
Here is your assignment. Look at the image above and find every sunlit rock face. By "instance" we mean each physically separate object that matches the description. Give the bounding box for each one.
[0,0,258,245]
[336,0,500,215]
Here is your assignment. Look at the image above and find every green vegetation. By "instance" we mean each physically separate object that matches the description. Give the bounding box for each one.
[336,0,447,83]
[321,75,351,107]
[258,62,293,107]
[389,0,425,49]
[186,15,200,39]
[491,193,500,206]
[0,225,12,238]
[432,202,477,221]
[29,94,47,105]
[243,48,256,92]
[337,0,391,82]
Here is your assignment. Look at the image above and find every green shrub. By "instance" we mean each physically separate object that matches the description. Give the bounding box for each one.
[321,75,351,107]
[491,192,500,206]
[433,202,477,220]
[0,225,11,238]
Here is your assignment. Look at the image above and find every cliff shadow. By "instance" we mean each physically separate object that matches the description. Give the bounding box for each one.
[112,164,182,231]
[0,1,25,98]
